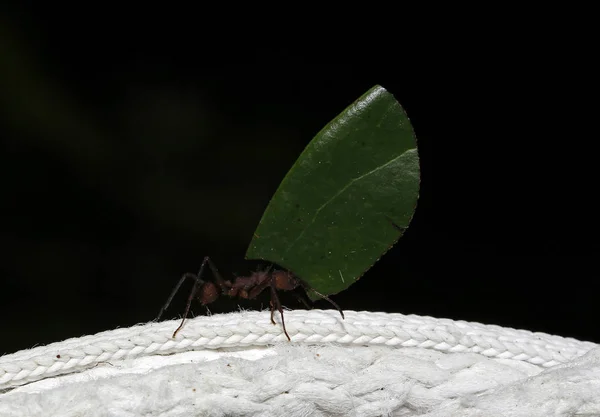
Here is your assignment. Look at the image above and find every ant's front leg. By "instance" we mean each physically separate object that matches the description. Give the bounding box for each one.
[269,300,275,325]
[269,282,291,341]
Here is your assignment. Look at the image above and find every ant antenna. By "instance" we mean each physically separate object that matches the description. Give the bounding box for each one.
[299,281,345,320]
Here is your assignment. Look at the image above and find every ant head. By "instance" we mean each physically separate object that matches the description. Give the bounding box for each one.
[272,270,298,291]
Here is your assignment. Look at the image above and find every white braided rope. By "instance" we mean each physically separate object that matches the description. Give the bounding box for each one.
[1,309,596,392]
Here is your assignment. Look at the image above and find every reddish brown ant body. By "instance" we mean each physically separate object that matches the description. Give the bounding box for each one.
[156,256,344,341]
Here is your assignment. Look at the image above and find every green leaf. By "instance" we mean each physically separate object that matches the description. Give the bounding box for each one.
[246,85,420,299]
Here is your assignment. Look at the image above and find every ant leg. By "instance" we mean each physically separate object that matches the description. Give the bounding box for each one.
[156,256,213,338]
[156,272,199,321]
[299,281,345,320]
[247,278,271,300]
[204,256,231,294]
[172,276,201,338]
[156,256,215,321]
[270,283,291,341]
[248,278,277,324]
[245,274,275,322]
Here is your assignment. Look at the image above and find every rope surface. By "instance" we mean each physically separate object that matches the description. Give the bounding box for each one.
[1,310,596,392]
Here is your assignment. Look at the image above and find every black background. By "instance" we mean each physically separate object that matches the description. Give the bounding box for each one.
[1,7,597,355]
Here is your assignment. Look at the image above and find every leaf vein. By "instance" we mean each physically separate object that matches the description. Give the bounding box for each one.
[283,148,414,256]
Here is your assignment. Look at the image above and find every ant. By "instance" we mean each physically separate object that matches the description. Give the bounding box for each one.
[156,256,345,341]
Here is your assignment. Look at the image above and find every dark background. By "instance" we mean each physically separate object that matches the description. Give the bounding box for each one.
[1,7,597,355]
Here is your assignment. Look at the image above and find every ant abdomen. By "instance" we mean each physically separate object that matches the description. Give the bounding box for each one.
[198,281,220,305]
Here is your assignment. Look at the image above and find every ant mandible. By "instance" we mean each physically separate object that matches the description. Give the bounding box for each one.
[156,256,345,341]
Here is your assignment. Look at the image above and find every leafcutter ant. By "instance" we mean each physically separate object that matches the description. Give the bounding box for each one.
[156,256,344,341]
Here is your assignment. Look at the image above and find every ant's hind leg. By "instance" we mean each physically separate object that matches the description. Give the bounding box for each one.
[204,256,231,293]
[156,272,200,321]
[156,256,213,338]
[172,277,201,338]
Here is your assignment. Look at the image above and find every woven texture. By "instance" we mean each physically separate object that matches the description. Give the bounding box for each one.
[1,310,598,416]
